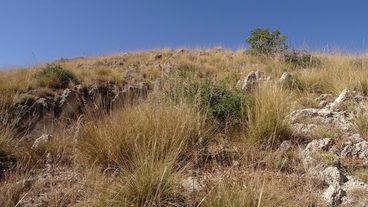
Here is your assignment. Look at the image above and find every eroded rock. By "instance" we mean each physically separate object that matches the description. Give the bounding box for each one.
[32,134,53,150]
[341,139,368,165]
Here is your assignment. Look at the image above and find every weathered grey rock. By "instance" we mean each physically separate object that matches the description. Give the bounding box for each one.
[240,71,257,90]
[32,134,53,150]
[4,80,152,136]
[341,139,368,165]
[290,107,354,135]
[328,89,350,111]
[279,140,292,152]
[302,138,334,170]
[182,176,202,192]
[279,72,291,82]
[57,88,84,120]
[341,176,368,206]
[323,185,346,206]
[320,167,347,186]
[291,89,368,206]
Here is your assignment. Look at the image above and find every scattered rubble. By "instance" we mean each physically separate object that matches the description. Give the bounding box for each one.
[290,89,368,206]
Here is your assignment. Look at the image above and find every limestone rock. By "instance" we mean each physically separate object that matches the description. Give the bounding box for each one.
[32,134,53,150]
[323,185,346,206]
[182,176,202,192]
[302,138,333,170]
[279,72,291,81]
[240,71,257,90]
[341,139,368,165]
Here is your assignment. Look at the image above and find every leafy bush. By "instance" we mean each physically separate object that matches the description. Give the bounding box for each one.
[34,64,79,89]
[246,28,288,56]
[197,80,248,128]
[284,50,321,68]
[162,71,248,129]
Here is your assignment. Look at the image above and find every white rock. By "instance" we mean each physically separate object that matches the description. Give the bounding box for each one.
[182,176,202,192]
[241,71,257,90]
[323,185,346,206]
[341,140,368,165]
[32,134,52,150]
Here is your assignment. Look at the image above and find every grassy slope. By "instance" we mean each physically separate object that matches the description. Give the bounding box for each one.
[1,48,368,206]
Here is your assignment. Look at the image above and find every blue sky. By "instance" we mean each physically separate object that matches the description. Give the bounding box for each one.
[1,0,368,67]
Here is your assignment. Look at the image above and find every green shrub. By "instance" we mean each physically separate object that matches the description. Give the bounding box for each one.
[163,71,248,129]
[197,80,248,128]
[34,64,79,89]
[246,28,288,56]
[284,50,321,68]
[170,78,248,130]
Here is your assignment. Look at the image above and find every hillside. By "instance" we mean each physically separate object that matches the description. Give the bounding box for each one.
[1,48,368,206]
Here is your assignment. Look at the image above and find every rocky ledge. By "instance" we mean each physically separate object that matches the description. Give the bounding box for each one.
[290,89,368,206]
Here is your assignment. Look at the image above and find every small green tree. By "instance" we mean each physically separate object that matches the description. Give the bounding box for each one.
[246,28,288,55]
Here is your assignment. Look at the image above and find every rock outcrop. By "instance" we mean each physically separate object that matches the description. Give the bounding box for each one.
[2,81,151,137]
[290,89,368,206]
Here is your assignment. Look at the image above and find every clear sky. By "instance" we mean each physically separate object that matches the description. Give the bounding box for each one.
[1,0,368,67]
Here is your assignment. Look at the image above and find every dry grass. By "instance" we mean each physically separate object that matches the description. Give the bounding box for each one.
[2,48,368,206]
[76,101,211,206]
[200,168,323,207]
[245,83,293,147]
[77,101,209,170]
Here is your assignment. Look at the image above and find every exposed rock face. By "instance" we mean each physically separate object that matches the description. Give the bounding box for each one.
[290,89,365,138]
[341,139,368,165]
[291,89,368,206]
[2,81,151,137]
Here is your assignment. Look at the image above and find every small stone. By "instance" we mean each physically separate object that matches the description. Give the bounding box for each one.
[279,140,292,152]
[240,71,257,90]
[32,134,52,150]
[279,72,291,82]
[182,176,202,192]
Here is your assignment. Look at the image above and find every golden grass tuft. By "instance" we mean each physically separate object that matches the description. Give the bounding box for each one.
[245,83,293,147]
[77,102,209,170]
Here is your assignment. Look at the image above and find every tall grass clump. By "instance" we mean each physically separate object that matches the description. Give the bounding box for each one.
[202,175,320,207]
[78,102,208,169]
[92,160,186,207]
[34,64,79,89]
[246,84,292,147]
[354,109,368,140]
[78,102,210,206]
